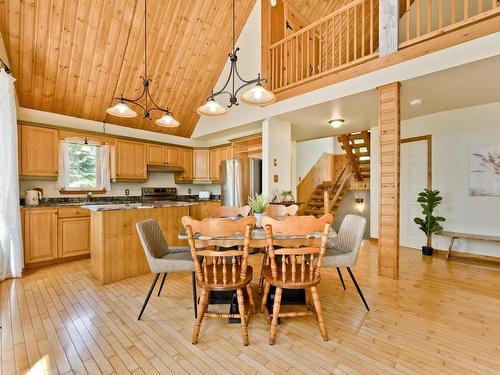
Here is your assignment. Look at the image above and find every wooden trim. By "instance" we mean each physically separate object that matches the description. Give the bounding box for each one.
[369,237,379,243]
[274,15,500,102]
[401,135,432,189]
[23,254,90,270]
[59,189,107,195]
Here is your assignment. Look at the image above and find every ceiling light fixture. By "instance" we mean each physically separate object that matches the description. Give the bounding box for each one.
[329,119,344,128]
[106,0,179,127]
[197,0,276,117]
[410,98,423,107]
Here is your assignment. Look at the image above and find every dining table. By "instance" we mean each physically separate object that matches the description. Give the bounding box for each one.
[178,225,337,323]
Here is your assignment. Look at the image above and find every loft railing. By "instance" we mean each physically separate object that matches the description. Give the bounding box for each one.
[268,0,379,93]
[399,0,500,47]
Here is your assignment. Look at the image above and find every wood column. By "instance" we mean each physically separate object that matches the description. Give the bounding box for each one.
[378,82,401,279]
[379,0,399,56]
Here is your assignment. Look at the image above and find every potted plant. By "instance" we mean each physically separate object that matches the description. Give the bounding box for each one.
[281,190,294,203]
[413,189,445,256]
[248,193,269,228]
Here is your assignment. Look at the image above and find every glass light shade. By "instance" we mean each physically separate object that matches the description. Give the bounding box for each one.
[197,99,228,116]
[240,84,276,106]
[329,119,344,128]
[155,114,180,127]
[106,102,137,118]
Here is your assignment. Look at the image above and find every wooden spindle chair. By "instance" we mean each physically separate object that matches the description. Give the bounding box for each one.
[260,214,333,344]
[258,204,299,294]
[207,205,251,218]
[182,216,256,345]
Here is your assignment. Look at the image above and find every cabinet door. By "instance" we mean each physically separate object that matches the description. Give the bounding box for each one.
[58,217,90,258]
[193,149,210,180]
[181,149,193,180]
[220,146,232,162]
[148,144,164,165]
[209,149,221,181]
[20,125,59,177]
[166,147,180,166]
[115,139,147,179]
[24,209,58,264]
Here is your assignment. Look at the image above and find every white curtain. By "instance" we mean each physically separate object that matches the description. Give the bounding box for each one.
[100,145,111,191]
[57,140,69,190]
[0,70,23,280]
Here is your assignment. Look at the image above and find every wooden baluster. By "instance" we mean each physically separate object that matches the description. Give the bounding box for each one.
[318,24,322,73]
[222,256,227,285]
[451,0,456,23]
[339,13,343,65]
[295,36,298,83]
[416,0,421,37]
[478,0,483,13]
[354,4,357,60]
[301,254,306,283]
[312,27,316,75]
[346,8,350,63]
[439,0,444,29]
[493,0,497,10]
[271,46,275,91]
[427,0,432,33]
[301,33,304,80]
[282,255,287,283]
[406,0,410,42]
[309,254,315,281]
[291,254,296,283]
[464,0,469,19]
[306,30,310,78]
[213,257,217,285]
[232,256,236,285]
[284,41,288,87]
[362,1,365,56]
[370,0,373,54]
[332,15,336,69]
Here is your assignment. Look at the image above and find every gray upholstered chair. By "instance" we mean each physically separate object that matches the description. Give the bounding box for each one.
[322,214,369,311]
[136,219,195,320]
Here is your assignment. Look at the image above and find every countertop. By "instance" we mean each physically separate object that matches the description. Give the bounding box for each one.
[21,198,220,209]
[81,201,199,211]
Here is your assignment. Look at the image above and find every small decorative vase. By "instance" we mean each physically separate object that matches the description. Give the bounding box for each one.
[254,212,267,228]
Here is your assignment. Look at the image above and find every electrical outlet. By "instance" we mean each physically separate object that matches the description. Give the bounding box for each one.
[188,188,192,194]
[125,188,130,196]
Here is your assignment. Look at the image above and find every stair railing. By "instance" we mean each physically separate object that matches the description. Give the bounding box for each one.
[323,159,351,214]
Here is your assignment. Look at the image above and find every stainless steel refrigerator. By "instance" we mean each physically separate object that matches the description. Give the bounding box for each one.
[220,158,262,206]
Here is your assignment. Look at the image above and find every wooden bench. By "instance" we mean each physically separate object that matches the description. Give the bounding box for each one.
[437,231,500,260]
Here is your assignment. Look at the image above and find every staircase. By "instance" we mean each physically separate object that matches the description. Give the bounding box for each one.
[302,131,370,217]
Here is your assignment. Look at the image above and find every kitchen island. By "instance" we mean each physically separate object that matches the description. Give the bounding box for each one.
[84,201,197,284]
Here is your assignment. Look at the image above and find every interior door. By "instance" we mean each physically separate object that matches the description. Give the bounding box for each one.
[400,139,429,249]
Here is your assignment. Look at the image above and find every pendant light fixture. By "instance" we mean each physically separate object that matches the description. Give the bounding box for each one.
[197,0,276,116]
[106,0,179,127]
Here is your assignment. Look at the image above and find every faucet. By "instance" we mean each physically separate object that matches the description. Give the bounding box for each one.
[86,192,92,203]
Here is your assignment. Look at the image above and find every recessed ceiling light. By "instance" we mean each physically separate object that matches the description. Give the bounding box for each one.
[329,119,344,128]
[410,98,423,107]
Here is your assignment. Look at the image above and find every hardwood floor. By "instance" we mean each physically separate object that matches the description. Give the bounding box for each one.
[2,242,500,375]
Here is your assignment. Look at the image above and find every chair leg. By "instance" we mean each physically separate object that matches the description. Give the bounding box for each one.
[191,271,198,319]
[236,288,249,346]
[261,280,271,313]
[346,267,369,311]
[258,252,268,295]
[138,273,160,320]
[310,286,328,341]
[246,284,256,314]
[269,287,282,345]
[192,288,208,344]
[157,273,167,296]
[336,268,346,290]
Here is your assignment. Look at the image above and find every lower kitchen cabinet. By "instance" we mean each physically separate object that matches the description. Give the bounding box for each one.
[23,207,90,268]
[23,208,58,264]
[189,201,221,220]
[58,217,90,258]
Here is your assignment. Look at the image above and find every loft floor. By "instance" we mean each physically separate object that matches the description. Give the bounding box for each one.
[1,243,500,374]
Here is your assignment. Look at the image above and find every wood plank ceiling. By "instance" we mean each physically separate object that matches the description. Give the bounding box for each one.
[285,0,354,23]
[0,0,255,137]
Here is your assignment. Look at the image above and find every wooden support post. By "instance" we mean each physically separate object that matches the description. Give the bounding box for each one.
[379,0,399,56]
[378,82,401,279]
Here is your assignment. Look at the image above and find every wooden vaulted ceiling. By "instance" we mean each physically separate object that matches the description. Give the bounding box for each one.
[0,0,255,137]
[285,0,354,23]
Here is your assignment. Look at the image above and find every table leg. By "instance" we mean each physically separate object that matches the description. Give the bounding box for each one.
[446,237,456,260]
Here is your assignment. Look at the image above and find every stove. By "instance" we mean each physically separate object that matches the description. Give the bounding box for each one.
[141,187,177,202]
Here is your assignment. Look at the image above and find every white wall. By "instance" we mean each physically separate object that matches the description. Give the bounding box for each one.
[295,137,335,184]
[371,102,500,256]
[262,117,292,199]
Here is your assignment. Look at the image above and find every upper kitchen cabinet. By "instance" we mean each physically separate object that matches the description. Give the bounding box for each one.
[209,146,231,181]
[147,144,164,165]
[147,144,181,166]
[193,149,210,180]
[115,139,147,180]
[175,148,193,182]
[20,125,59,177]
[166,146,181,166]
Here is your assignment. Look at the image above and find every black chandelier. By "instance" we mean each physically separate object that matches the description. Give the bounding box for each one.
[106,0,179,127]
[197,0,275,116]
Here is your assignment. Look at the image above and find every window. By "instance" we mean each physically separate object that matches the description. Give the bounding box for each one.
[65,142,101,190]
[58,138,110,192]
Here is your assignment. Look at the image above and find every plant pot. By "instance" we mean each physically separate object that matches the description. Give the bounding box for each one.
[422,246,433,256]
[254,212,267,228]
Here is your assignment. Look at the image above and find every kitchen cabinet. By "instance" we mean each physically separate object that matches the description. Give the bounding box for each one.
[23,208,58,264]
[20,125,59,177]
[209,146,231,181]
[189,201,221,220]
[147,144,164,165]
[58,207,90,258]
[176,148,193,181]
[147,144,181,166]
[166,146,180,165]
[193,149,210,180]
[115,139,147,180]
